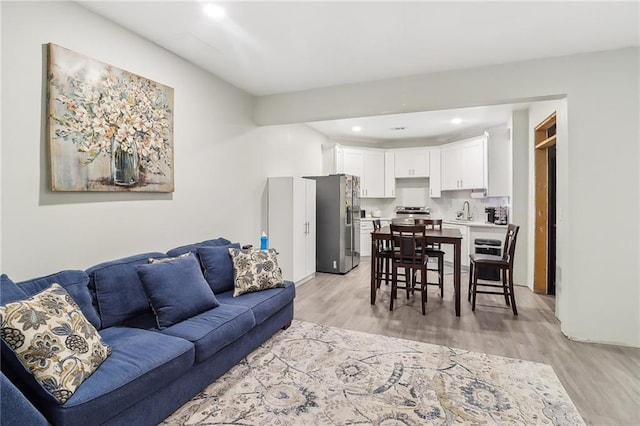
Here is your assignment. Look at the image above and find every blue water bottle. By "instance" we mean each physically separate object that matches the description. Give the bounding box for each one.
[260,232,268,250]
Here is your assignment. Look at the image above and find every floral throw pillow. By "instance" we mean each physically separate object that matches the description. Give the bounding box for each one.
[0,284,111,404]
[229,248,285,297]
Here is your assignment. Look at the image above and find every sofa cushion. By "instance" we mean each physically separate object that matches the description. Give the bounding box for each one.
[0,274,27,304]
[197,243,241,294]
[166,237,232,258]
[229,248,285,297]
[86,252,167,329]
[216,280,296,325]
[0,284,111,404]
[137,254,220,330]
[41,326,195,426]
[13,270,101,330]
[161,304,255,363]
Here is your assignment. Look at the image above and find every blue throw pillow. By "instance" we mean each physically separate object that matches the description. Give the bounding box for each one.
[0,274,26,304]
[86,252,167,329]
[197,243,241,294]
[12,270,101,330]
[166,237,232,258]
[136,253,219,329]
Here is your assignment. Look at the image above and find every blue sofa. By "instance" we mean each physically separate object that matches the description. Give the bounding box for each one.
[0,238,295,425]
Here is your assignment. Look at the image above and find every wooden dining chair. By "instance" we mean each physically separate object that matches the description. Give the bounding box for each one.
[389,224,429,315]
[468,224,520,315]
[372,219,393,288]
[414,218,445,298]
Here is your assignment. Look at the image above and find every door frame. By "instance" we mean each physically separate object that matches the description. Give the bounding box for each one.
[533,112,557,294]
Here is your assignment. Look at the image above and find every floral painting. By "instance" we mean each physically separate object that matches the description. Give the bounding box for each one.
[47,44,174,192]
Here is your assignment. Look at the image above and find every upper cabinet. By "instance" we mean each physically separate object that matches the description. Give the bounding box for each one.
[394,148,430,178]
[441,136,487,190]
[428,148,441,198]
[338,146,388,198]
[485,128,511,198]
[384,151,396,198]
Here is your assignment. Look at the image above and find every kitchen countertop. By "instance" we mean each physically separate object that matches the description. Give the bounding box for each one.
[361,217,392,221]
[442,219,507,228]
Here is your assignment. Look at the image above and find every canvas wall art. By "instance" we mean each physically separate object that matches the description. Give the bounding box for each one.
[47,43,174,192]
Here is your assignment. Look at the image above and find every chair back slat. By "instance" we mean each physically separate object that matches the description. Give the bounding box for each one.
[390,224,427,265]
[503,224,520,265]
[414,218,442,250]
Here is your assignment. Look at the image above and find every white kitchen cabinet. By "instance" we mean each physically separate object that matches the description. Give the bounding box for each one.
[442,223,469,267]
[384,151,396,197]
[360,220,374,256]
[268,177,316,284]
[486,128,512,197]
[341,147,386,198]
[394,148,430,178]
[325,144,345,175]
[441,136,487,191]
[342,149,363,178]
[428,148,441,198]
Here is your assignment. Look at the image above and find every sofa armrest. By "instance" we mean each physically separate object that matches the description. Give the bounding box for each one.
[1,372,49,425]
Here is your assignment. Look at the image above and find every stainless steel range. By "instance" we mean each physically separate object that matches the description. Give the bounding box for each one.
[391,206,431,225]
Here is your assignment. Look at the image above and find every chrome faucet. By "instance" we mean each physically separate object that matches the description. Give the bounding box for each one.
[462,201,471,221]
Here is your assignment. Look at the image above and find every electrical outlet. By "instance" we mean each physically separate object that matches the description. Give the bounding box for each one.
[333,260,337,269]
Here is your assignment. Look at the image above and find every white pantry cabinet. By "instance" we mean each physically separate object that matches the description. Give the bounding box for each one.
[394,148,430,178]
[268,177,316,284]
[441,136,487,191]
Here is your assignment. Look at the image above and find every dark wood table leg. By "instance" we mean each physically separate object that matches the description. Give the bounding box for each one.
[454,240,461,316]
[370,237,377,304]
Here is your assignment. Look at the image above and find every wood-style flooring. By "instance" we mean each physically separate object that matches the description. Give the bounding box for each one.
[293,260,640,426]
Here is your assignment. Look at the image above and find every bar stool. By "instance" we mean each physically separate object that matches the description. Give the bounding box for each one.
[414,218,445,298]
[373,219,393,288]
[468,224,520,315]
[390,224,429,315]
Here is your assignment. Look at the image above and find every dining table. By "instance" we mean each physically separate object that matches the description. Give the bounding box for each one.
[370,225,464,316]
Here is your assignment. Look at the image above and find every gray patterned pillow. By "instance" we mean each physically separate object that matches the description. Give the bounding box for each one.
[0,284,111,404]
[229,248,285,297]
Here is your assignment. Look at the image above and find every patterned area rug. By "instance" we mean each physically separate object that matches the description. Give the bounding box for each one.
[163,321,584,425]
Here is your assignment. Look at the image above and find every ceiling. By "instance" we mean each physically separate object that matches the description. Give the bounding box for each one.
[77,1,638,141]
[305,103,527,143]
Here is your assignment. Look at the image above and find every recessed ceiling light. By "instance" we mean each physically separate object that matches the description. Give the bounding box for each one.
[203,4,226,20]
[352,126,362,132]
[451,118,463,124]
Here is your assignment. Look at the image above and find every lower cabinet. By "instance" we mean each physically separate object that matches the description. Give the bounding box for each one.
[442,224,469,267]
[268,177,316,284]
[360,221,374,256]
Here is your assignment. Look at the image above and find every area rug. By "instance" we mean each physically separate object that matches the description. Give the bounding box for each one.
[162,321,584,425]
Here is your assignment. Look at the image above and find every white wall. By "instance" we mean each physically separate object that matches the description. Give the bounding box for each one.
[255,48,640,347]
[0,2,325,280]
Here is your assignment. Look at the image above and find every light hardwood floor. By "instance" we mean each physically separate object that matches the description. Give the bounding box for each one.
[293,260,640,426]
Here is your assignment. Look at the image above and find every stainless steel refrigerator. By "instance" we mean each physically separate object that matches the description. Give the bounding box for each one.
[305,174,360,274]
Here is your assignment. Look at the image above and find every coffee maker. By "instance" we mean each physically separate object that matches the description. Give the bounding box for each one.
[485,207,496,223]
